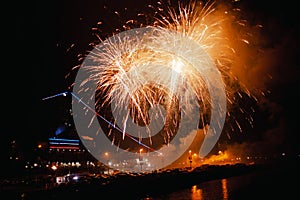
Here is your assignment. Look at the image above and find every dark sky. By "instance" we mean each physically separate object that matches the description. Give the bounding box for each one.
[4,0,300,157]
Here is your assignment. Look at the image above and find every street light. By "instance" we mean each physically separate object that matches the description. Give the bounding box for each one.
[51,165,58,186]
[104,152,110,174]
[51,165,57,171]
[188,150,192,169]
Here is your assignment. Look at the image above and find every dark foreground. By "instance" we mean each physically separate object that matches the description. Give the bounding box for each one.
[1,158,299,200]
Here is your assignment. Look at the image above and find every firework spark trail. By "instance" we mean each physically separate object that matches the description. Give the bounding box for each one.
[154,1,236,98]
[83,1,227,139]
[70,91,162,153]
[86,30,211,141]
[152,0,263,129]
[43,91,161,154]
[69,0,263,171]
[41,92,67,100]
[85,0,252,122]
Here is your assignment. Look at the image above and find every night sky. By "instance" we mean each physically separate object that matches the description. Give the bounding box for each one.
[4,0,300,158]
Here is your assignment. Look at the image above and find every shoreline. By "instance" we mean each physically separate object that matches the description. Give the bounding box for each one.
[1,163,259,200]
[2,158,299,200]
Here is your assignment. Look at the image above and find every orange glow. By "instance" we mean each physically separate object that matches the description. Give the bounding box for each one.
[191,185,203,200]
[71,0,270,172]
[221,179,229,200]
[198,150,237,165]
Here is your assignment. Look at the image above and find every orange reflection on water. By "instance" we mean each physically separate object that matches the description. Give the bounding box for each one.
[191,185,203,200]
[189,178,229,200]
[221,179,229,200]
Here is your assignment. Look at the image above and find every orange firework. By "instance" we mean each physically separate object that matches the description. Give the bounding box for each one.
[70,0,266,171]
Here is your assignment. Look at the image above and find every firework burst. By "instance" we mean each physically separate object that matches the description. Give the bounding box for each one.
[70,0,263,170]
[151,0,264,133]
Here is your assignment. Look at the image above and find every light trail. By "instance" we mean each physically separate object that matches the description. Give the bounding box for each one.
[41,92,68,101]
[42,91,162,154]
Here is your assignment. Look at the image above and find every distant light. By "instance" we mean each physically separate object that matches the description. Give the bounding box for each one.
[73,176,79,180]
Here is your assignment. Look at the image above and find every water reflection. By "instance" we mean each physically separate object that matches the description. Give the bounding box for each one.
[145,164,294,200]
[221,179,228,200]
[189,179,228,200]
[151,178,230,200]
[191,185,203,200]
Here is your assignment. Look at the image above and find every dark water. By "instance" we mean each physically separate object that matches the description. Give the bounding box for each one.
[145,161,299,200]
